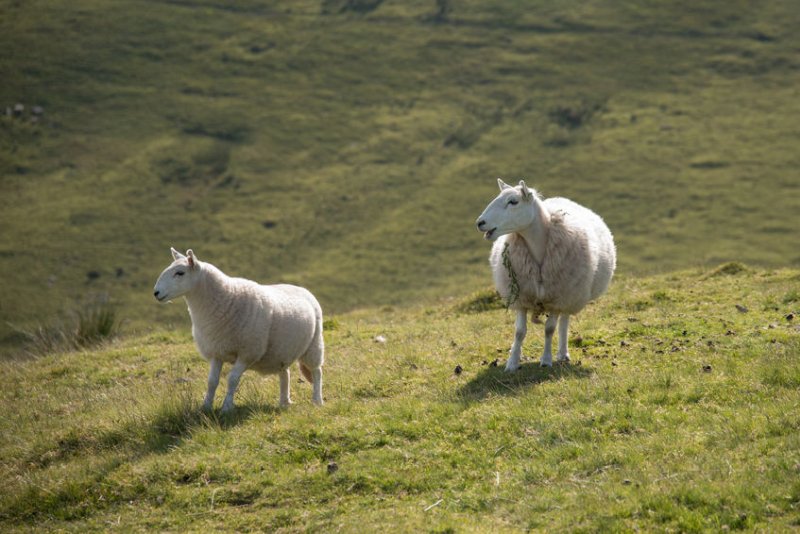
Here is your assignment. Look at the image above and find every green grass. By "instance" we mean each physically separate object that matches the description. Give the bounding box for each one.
[2,0,800,352]
[1,266,798,531]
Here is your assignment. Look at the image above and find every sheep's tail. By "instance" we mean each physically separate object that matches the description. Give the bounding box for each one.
[299,361,313,383]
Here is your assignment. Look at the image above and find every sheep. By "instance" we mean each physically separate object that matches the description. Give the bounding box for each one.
[153,248,324,412]
[476,179,616,371]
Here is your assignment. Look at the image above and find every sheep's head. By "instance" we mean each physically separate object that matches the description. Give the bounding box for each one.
[153,248,201,302]
[476,179,539,241]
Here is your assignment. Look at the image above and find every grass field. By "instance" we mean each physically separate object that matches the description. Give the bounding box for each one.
[2,0,800,352]
[1,265,798,531]
[2,2,800,530]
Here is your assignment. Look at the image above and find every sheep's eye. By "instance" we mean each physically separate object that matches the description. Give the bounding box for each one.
[507,198,519,206]
[175,271,185,277]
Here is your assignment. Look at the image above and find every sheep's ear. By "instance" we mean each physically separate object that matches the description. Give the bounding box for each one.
[186,249,197,269]
[171,247,185,260]
[497,178,511,191]
[519,180,532,201]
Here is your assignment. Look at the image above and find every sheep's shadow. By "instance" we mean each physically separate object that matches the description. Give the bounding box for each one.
[457,360,593,403]
[27,397,283,472]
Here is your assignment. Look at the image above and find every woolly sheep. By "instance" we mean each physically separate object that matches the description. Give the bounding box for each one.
[153,248,324,412]
[476,179,616,371]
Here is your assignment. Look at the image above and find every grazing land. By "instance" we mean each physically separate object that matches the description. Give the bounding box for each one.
[1,266,799,531]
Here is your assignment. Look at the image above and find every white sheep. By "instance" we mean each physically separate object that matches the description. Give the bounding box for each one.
[153,248,324,412]
[476,179,616,371]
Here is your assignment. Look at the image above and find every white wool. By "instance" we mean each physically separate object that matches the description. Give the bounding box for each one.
[476,180,616,370]
[153,248,324,411]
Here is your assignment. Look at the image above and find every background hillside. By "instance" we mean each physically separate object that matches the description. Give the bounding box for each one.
[2,0,800,351]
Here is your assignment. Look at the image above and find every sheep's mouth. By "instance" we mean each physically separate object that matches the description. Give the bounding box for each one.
[484,228,497,240]
[156,294,169,302]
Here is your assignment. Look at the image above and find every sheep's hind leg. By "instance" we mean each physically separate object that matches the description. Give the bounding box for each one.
[221,359,248,414]
[540,315,558,367]
[279,367,292,407]
[203,358,223,411]
[505,309,528,372]
[556,314,571,363]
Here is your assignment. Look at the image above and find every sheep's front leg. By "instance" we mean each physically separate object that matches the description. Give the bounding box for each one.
[556,314,571,363]
[221,360,248,414]
[203,358,223,411]
[505,309,528,372]
[279,367,292,407]
[540,314,558,367]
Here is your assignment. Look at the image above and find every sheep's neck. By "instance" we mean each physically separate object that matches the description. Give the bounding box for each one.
[184,265,235,327]
[517,203,550,268]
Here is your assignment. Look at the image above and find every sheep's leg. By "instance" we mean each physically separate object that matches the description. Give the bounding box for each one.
[221,360,248,414]
[279,367,292,407]
[202,358,223,411]
[540,314,558,367]
[505,309,528,372]
[556,314,571,363]
[311,367,323,406]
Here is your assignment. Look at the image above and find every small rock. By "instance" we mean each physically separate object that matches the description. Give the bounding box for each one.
[703,364,712,372]
[373,335,387,344]
[735,304,749,313]
[622,479,631,485]
[620,340,628,347]
[327,461,338,475]
[611,361,617,367]
[786,313,795,321]
[725,330,735,336]
[627,317,638,322]
[31,105,44,116]
[454,364,463,375]
[767,323,777,329]
[13,103,24,116]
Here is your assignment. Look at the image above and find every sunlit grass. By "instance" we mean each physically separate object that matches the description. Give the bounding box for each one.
[1,267,798,531]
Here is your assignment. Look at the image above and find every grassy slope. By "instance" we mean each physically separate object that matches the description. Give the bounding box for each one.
[2,0,800,351]
[0,266,798,531]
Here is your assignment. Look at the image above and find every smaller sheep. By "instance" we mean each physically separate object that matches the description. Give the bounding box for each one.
[476,179,616,371]
[153,248,324,412]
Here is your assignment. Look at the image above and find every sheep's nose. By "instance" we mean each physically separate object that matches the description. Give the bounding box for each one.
[477,219,486,230]
[153,290,160,298]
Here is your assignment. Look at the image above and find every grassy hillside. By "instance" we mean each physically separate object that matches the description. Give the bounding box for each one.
[1,266,798,531]
[1,0,800,351]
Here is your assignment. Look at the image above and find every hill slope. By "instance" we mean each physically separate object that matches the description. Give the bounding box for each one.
[1,266,799,531]
[2,1,800,349]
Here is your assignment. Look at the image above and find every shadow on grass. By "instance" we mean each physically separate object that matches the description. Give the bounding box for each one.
[458,361,593,402]
[7,395,283,523]
[26,390,283,471]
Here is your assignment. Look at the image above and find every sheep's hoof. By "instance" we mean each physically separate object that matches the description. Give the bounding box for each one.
[280,399,293,408]
[556,354,571,363]
[504,362,520,373]
[220,404,235,415]
[539,357,553,367]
